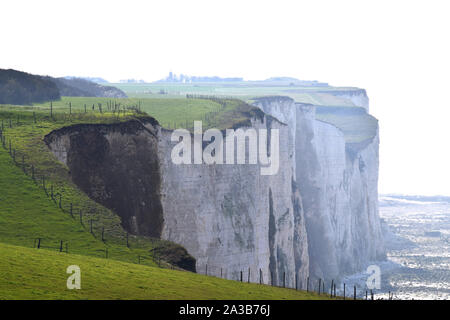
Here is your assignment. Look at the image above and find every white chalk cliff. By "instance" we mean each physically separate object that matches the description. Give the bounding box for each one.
[254,96,385,281]
[45,92,385,285]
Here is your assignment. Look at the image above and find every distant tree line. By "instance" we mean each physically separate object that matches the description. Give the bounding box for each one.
[0,68,127,105]
[45,77,127,98]
[0,69,60,105]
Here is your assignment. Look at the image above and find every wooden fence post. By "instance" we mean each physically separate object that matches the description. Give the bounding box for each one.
[354,285,357,300]
[318,278,321,294]
[343,283,346,300]
[59,240,63,252]
[330,280,334,298]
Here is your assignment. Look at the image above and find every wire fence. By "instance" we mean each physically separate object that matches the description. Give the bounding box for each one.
[30,237,163,265]
[196,262,395,300]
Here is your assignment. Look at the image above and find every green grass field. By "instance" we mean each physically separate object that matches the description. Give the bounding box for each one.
[0,242,330,300]
[111,82,359,107]
[29,96,227,129]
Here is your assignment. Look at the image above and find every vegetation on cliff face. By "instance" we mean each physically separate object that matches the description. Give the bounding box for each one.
[315,106,378,143]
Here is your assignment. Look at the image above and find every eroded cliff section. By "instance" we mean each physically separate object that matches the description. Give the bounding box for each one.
[253,96,385,281]
[45,114,310,285]
[44,117,164,237]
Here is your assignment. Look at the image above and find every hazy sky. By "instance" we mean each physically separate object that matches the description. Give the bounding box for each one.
[1,0,449,195]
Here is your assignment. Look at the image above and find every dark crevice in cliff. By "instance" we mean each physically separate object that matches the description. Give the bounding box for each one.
[44,118,164,238]
[291,177,305,273]
[268,188,277,285]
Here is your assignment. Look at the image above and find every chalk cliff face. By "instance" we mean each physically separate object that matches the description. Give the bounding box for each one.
[45,114,309,286]
[253,97,385,281]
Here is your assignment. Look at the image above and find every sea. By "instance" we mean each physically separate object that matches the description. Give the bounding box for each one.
[339,194,450,300]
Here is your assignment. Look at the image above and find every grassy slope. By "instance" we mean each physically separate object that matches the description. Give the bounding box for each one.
[0,106,197,267]
[0,143,160,266]
[0,242,329,300]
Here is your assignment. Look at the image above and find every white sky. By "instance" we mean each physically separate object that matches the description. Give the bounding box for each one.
[1,0,449,196]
